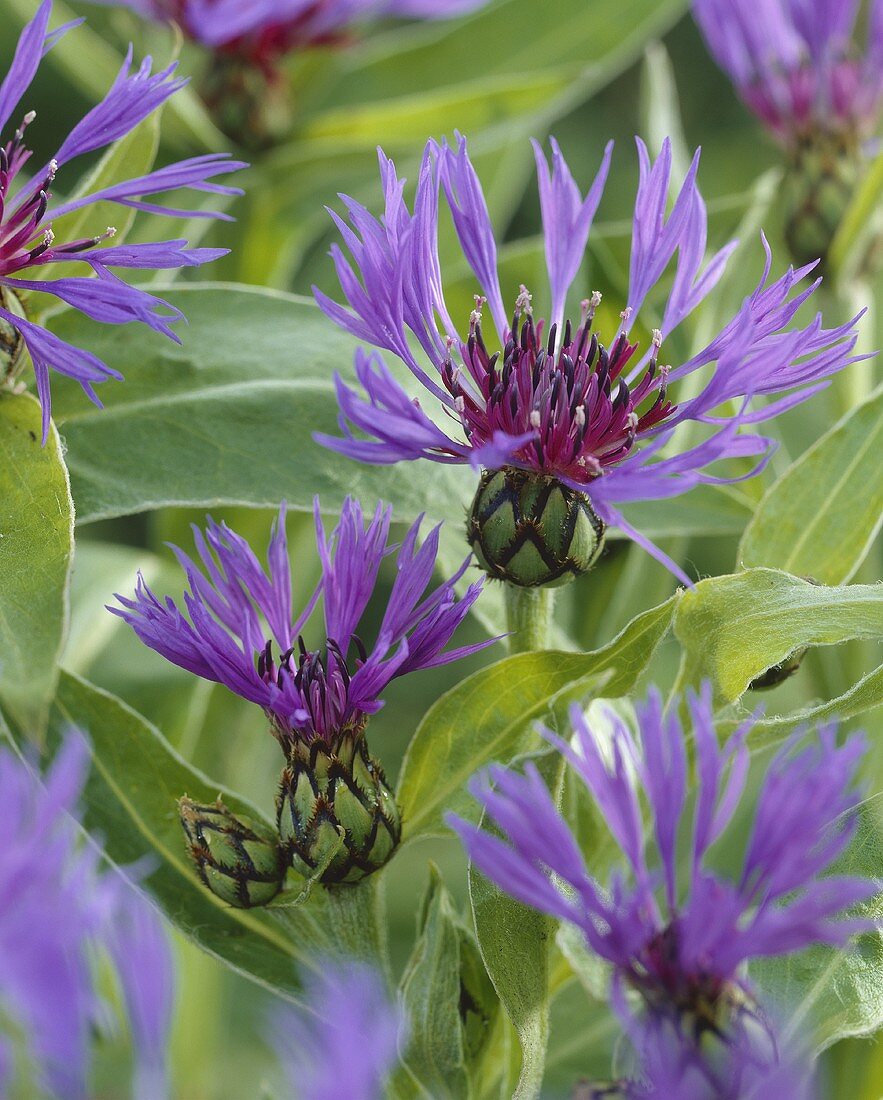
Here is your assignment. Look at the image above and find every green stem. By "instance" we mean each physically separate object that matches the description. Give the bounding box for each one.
[504,584,555,654]
[320,876,392,983]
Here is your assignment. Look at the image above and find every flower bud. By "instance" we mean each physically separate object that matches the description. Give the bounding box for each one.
[199,56,291,152]
[783,132,863,272]
[276,732,402,885]
[0,287,27,384]
[467,467,605,587]
[179,797,287,908]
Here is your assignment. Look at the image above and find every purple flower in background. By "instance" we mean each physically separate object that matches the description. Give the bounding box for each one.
[450,686,874,1096]
[88,0,490,68]
[271,962,401,1100]
[0,731,175,1100]
[693,0,883,144]
[0,1,245,441]
[598,1012,817,1099]
[112,498,491,750]
[314,135,863,583]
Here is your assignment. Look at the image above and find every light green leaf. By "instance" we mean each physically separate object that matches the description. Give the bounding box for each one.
[738,386,883,585]
[673,569,883,704]
[639,41,690,190]
[45,669,336,1001]
[0,392,74,732]
[829,147,883,284]
[468,750,564,1100]
[48,285,471,527]
[397,596,676,841]
[751,798,883,1053]
[719,661,883,750]
[396,868,492,1099]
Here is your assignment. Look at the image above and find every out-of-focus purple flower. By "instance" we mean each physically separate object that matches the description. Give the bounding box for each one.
[313,135,864,583]
[270,962,402,1100]
[111,498,492,750]
[0,1,245,441]
[600,1011,817,1099]
[449,685,874,1095]
[88,0,490,68]
[0,731,175,1100]
[693,0,883,144]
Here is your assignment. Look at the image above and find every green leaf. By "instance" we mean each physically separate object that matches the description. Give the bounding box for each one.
[673,569,883,704]
[48,285,471,527]
[829,146,883,284]
[719,661,883,750]
[395,868,493,1099]
[397,596,676,841]
[738,386,883,585]
[639,41,691,190]
[468,750,564,1100]
[45,669,336,1001]
[751,798,883,1053]
[0,392,74,731]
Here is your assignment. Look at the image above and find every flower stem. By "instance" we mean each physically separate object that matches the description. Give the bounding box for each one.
[320,876,391,981]
[504,584,555,654]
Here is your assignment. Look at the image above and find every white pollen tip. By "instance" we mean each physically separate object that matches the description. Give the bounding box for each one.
[620,307,632,323]
[574,405,586,427]
[651,328,663,345]
[106,226,117,237]
[529,410,542,429]
[628,412,639,428]
[44,229,55,244]
[23,110,36,124]
[590,291,602,306]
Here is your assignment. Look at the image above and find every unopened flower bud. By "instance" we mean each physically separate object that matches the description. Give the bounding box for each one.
[277,731,401,885]
[783,132,864,272]
[467,467,605,588]
[199,55,291,151]
[179,797,287,908]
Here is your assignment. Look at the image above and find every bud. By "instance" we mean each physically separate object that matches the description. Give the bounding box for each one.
[783,131,863,272]
[199,56,291,152]
[467,467,605,588]
[0,286,27,384]
[179,797,287,908]
[277,732,402,885]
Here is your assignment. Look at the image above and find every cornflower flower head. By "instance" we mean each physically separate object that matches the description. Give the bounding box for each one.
[0,731,175,1100]
[113,498,493,887]
[449,685,875,1097]
[693,0,883,146]
[91,0,491,68]
[693,0,883,266]
[87,0,490,147]
[270,961,402,1100]
[314,134,863,587]
[0,1,245,441]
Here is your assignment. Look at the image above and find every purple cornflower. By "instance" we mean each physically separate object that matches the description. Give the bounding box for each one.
[693,0,883,144]
[314,135,863,582]
[0,731,175,1100]
[0,1,245,441]
[270,962,402,1100]
[449,685,874,1096]
[88,0,489,69]
[111,498,491,750]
